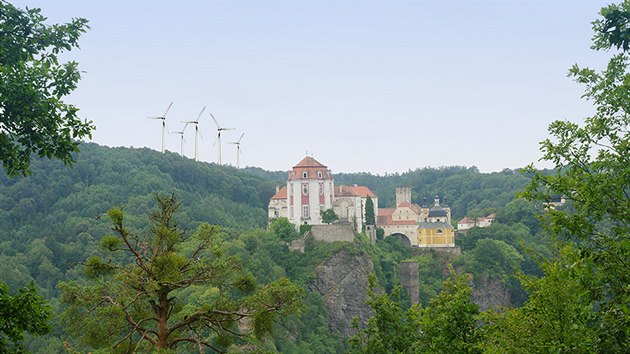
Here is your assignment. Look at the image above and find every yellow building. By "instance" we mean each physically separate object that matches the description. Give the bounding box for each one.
[417,222,455,247]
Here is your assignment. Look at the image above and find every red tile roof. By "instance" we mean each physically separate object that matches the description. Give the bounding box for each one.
[398,201,422,214]
[293,156,327,168]
[376,208,395,226]
[271,186,287,200]
[335,185,359,197]
[378,208,395,216]
[458,216,474,224]
[348,185,376,198]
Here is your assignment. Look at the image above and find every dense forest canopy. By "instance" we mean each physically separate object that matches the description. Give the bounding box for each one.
[3,0,627,351]
[0,141,544,352]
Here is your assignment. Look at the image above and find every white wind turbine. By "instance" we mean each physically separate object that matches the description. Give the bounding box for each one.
[147,102,173,153]
[228,133,245,168]
[210,113,235,165]
[170,123,188,157]
[181,107,206,161]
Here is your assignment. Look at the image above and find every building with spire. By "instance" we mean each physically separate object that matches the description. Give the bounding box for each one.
[377,187,454,247]
[268,156,378,229]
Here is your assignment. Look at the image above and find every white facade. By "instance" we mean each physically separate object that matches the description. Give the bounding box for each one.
[287,174,334,226]
[268,157,378,229]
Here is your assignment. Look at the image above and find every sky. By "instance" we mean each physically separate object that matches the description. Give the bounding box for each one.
[14,0,611,174]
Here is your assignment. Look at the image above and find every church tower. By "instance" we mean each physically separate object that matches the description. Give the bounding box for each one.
[287,156,334,226]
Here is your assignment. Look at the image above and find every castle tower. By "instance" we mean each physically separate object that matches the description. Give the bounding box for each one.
[287,156,334,226]
[396,187,412,206]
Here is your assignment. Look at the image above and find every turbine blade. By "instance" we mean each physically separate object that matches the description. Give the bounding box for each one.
[163,102,173,117]
[210,113,220,129]
[196,106,206,123]
[237,132,244,143]
[223,128,236,131]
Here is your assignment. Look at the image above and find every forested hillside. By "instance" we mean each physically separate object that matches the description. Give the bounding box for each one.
[0,143,278,294]
[335,167,532,220]
[0,142,543,352]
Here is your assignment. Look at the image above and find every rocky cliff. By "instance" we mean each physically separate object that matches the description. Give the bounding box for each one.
[471,275,511,311]
[309,250,373,337]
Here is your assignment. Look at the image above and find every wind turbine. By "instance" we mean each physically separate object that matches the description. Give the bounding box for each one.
[210,113,235,165]
[228,133,245,168]
[181,107,205,161]
[147,102,173,153]
[170,123,188,157]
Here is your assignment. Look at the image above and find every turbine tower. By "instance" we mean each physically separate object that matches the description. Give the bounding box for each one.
[170,123,188,157]
[210,113,235,165]
[147,102,173,153]
[228,133,245,168]
[181,107,206,161]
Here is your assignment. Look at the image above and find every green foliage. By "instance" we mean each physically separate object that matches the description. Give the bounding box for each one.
[364,197,375,225]
[482,246,597,353]
[0,1,94,176]
[461,239,523,284]
[347,274,417,353]
[321,208,339,224]
[270,217,298,241]
[592,1,630,51]
[335,166,531,220]
[0,281,51,351]
[414,268,481,353]
[349,269,482,353]
[59,194,302,352]
[496,2,630,351]
[299,224,313,236]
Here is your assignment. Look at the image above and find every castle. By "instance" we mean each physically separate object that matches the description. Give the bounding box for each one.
[268,157,455,248]
[268,156,378,229]
[377,187,455,248]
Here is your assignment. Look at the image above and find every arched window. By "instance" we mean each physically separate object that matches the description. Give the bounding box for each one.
[302,184,309,196]
[436,229,443,234]
[302,171,308,178]
[317,171,323,179]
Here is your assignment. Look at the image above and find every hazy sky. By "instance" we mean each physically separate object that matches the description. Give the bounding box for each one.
[16,0,610,174]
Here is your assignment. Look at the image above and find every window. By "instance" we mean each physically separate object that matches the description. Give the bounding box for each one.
[302,184,309,195]
[303,205,310,219]
[319,183,324,195]
[436,229,443,234]
[318,171,323,178]
[302,171,308,178]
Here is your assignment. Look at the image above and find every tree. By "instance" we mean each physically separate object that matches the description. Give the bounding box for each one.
[59,193,302,352]
[413,268,482,354]
[0,281,51,351]
[482,246,597,353]
[349,269,482,353]
[347,274,417,353]
[269,217,298,241]
[321,208,338,224]
[365,196,375,225]
[520,1,629,351]
[0,1,93,176]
